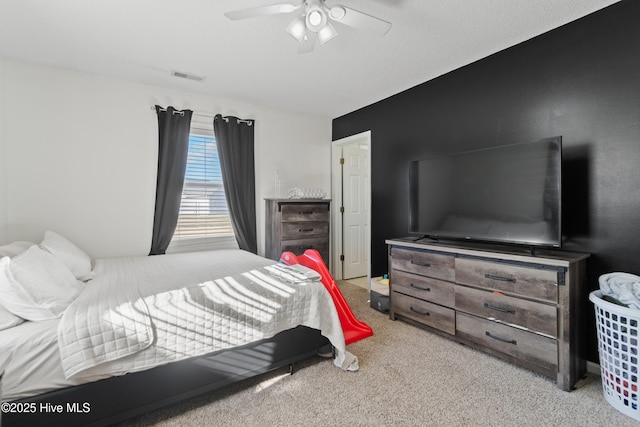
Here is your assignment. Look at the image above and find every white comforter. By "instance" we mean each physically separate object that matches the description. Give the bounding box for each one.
[58,249,350,379]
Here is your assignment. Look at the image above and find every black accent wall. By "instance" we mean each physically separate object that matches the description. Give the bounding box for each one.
[332,0,640,364]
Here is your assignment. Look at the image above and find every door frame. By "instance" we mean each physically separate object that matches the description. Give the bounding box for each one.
[331,130,372,282]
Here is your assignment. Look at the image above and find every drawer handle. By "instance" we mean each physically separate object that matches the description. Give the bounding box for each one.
[485,331,517,345]
[483,303,516,314]
[410,306,430,316]
[299,228,314,232]
[299,211,314,215]
[485,274,516,283]
[410,260,431,267]
[410,283,431,292]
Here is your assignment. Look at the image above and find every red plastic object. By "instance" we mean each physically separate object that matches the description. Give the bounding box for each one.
[280,249,373,345]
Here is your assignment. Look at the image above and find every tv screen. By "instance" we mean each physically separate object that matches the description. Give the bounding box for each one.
[409,136,562,248]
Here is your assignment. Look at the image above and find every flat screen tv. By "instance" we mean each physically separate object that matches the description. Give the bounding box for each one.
[409,136,562,248]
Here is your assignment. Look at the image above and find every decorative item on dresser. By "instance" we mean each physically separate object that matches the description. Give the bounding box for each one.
[265,198,331,266]
[386,238,589,391]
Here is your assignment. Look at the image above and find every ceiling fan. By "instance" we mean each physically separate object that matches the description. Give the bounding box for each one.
[225,0,392,53]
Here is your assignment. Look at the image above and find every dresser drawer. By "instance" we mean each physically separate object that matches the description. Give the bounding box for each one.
[281,222,329,239]
[390,247,455,282]
[456,258,558,303]
[455,285,557,337]
[456,312,557,372]
[391,270,455,308]
[392,292,455,335]
[281,238,328,259]
[281,204,329,222]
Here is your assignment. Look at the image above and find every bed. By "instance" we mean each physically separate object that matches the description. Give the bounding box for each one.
[0,232,359,426]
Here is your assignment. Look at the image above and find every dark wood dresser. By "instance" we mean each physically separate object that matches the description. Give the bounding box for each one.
[387,237,589,391]
[265,198,331,266]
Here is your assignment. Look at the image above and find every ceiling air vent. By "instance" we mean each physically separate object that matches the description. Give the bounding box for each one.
[171,70,205,82]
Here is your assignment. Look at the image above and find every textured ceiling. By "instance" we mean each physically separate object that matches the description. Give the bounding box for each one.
[0,0,622,118]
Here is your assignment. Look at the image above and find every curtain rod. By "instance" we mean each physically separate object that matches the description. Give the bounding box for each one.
[151,106,253,125]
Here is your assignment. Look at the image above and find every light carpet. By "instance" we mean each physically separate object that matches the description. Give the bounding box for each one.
[115,281,634,426]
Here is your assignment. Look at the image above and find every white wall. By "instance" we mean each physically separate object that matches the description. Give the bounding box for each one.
[0,58,331,258]
[0,58,6,244]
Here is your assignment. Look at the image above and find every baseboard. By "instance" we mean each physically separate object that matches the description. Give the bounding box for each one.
[587,360,600,375]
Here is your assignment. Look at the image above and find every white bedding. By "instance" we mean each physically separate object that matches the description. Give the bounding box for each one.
[0,320,111,401]
[59,248,348,379]
[2,249,352,401]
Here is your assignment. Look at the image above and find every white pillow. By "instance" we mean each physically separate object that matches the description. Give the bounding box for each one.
[0,246,83,321]
[40,231,94,281]
[0,241,35,258]
[0,242,32,329]
[0,302,24,330]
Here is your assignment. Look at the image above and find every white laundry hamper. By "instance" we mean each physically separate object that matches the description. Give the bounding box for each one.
[590,290,640,420]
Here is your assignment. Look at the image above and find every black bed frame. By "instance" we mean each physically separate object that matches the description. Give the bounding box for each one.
[3,326,329,427]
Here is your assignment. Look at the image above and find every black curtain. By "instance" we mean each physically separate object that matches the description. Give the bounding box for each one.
[149,105,193,255]
[214,114,257,254]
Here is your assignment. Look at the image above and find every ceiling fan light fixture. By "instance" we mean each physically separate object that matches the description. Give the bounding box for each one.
[286,15,307,42]
[318,22,337,45]
[305,6,326,32]
[329,5,346,20]
[226,0,392,53]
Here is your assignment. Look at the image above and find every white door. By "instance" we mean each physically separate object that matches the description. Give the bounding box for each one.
[342,142,369,279]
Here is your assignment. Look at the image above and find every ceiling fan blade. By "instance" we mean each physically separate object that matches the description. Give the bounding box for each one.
[329,5,392,35]
[298,32,317,54]
[225,2,301,20]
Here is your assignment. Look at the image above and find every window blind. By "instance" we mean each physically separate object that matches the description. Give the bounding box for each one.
[172,131,234,240]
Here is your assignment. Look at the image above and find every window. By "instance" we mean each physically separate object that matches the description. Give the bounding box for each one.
[169,122,235,250]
